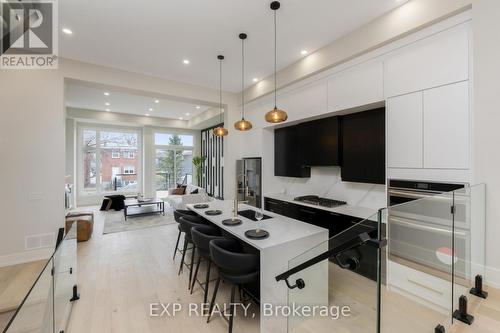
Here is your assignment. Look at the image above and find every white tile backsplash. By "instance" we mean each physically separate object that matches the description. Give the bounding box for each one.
[268,166,386,210]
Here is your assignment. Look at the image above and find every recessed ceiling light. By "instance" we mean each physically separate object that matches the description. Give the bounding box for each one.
[104,92,110,96]
[183,59,190,65]
[185,113,190,116]
[105,102,110,106]
[300,50,308,55]
[154,99,159,104]
[62,28,73,35]
[252,78,259,83]
[195,105,201,109]
[105,108,110,112]
[145,114,150,117]
[149,108,153,111]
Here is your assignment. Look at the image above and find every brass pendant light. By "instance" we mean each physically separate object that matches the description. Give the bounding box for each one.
[213,55,228,137]
[265,1,288,123]
[234,33,253,131]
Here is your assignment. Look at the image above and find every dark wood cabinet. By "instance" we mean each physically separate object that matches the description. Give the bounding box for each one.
[274,108,384,182]
[340,108,385,184]
[274,126,311,178]
[298,117,340,166]
[264,197,359,238]
[264,196,381,281]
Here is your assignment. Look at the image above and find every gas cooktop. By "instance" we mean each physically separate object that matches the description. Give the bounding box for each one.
[293,195,347,208]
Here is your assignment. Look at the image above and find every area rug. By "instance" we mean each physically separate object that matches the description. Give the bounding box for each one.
[103,209,176,234]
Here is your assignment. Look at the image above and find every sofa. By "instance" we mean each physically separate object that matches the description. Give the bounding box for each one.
[162,184,211,210]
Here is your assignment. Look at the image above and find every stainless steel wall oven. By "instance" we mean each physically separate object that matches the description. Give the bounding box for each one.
[388,180,469,279]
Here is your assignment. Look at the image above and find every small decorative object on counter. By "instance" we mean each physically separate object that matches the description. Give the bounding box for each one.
[193,203,209,209]
[205,210,222,216]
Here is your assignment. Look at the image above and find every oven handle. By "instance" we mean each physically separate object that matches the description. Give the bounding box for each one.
[390,217,467,237]
[388,189,440,200]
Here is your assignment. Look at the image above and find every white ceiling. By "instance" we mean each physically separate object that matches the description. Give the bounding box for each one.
[60,0,405,92]
[65,82,212,120]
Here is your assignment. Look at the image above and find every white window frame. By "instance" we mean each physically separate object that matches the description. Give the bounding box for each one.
[123,150,135,159]
[77,123,142,197]
[123,166,135,174]
[111,150,120,159]
[152,131,194,191]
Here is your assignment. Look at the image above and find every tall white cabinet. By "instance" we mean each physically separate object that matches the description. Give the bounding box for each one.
[423,81,470,170]
[387,81,470,172]
[387,92,423,168]
[385,21,471,182]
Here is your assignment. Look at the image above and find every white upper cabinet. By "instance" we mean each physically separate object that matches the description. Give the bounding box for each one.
[384,23,469,98]
[327,61,384,112]
[423,81,470,169]
[278,83,328,121]
[387,92,423,168]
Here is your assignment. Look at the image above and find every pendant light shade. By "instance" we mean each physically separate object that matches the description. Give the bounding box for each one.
[213,55,228,137]
[213,126,228,136]
[234,118,252,131]
[265,1,288,123]
[234,33,252,131]
[265,107,288,123]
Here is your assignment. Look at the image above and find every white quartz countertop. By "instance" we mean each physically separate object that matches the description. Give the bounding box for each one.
[265,193,379,220]
[186,200,328,251]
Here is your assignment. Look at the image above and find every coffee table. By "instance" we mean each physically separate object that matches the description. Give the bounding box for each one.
[124,198,165,220]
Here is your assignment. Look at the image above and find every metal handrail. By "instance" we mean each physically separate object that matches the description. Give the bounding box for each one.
[275,230,387,289]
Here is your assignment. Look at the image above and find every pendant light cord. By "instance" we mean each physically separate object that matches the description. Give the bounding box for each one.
[241,37,245,119]
[219,58,223,124]
[274,8,277,109]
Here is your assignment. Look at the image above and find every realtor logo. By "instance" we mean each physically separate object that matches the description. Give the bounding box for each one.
[1,0,58,69]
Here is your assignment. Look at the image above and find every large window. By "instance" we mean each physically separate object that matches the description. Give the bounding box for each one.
[154,132,194,198]
[79,126,141,195]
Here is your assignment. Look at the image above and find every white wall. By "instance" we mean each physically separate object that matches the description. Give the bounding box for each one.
[0,70,65,266]
[472,0,500,287]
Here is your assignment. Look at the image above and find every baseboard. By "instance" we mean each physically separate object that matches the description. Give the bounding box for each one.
[0,248,53,268]
[485,265,500,289]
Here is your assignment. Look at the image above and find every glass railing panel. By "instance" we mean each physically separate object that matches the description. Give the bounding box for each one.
[53,224,78,332]
[3,224,78,333]
[381,191,455,332]
[451,184,490,328]
[287,213,382,333]
[2,259,54,333]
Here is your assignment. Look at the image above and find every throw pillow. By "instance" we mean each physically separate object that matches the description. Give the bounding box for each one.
[190,188,199,194]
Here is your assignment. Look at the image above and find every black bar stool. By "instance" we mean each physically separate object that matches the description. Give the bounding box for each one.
[173,209,198,261]
[178,215,210,289]
[191,225,225,305]
[207,239,259,333]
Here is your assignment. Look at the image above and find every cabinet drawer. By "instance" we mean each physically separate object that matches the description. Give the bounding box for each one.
[388,261,466,310]
[264,198,282,214]
[296,207,319,223]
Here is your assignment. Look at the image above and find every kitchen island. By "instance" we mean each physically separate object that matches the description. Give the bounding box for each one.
[187,200,329,333]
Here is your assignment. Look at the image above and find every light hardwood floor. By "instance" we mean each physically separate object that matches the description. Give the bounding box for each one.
[66,207,499,333]
[0,260,46,331]
[67,207,260,333]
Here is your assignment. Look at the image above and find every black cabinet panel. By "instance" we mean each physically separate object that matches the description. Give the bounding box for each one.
[264,198,283,215]
[264,197,361,238]
[274,126,311,178]
[264,197,381,282]
[299,117,340,166]
[321,211,361,237]
[341,108,385,184]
